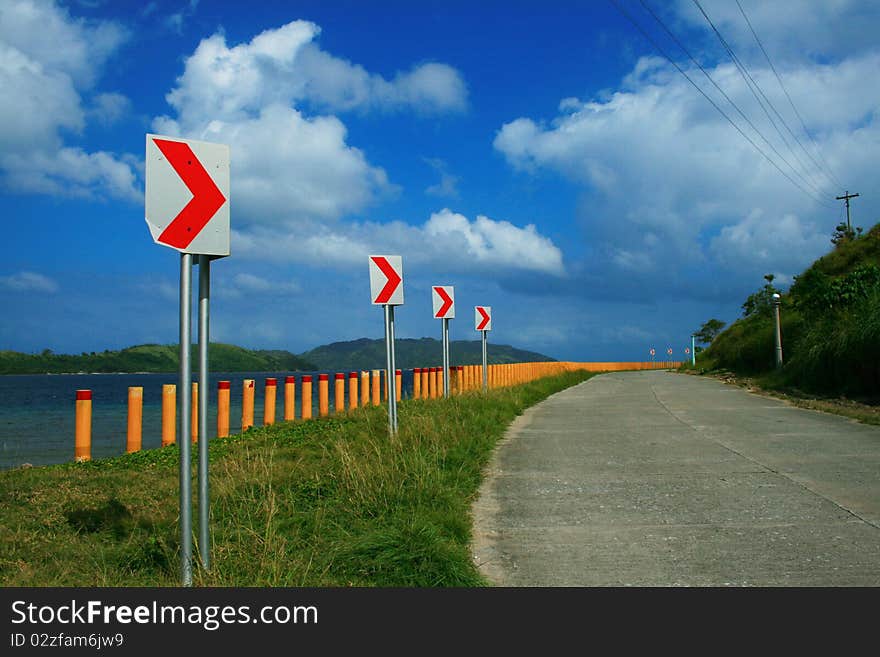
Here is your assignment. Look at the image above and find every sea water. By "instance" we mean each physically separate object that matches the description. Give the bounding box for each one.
[0,370,418,470]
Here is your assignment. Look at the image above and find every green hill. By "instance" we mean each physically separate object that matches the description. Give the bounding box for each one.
[300,337,555,372]
[698,222,880,397]
[0,343,316,375]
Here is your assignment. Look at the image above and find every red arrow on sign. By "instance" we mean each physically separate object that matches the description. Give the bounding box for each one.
[371,256,402,304]
[476,306,491,330]
[433,287,453,317]
[154,138,226,250]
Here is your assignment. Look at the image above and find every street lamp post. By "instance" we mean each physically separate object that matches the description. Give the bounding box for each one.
[772,293,783,369]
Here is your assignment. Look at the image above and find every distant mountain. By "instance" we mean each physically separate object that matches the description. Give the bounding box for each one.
[0,343,317,374]
[299,337,555,372]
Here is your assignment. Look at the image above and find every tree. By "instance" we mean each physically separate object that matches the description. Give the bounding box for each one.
[831,222,863,246]
[742,274,781,318]
[694,319,726,345]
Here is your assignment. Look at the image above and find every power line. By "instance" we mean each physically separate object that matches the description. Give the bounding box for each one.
[607,0,834,208]
[637,0,830,203]
[735,0,844,190]
[691,0,832,197]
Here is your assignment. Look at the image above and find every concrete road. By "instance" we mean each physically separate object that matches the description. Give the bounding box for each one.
[471,370,880,586]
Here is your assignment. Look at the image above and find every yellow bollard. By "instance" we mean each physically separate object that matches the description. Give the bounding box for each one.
[75,389,91,462]
[361,371,369,407]
[428,367,436,399]
[126,386,143,453]
[191,381,198,443]
[242,379,255,431]
[301,376,313,419]
[162,384,176,446]
[371,370,380,406]
[264,378,277,426]
[383,369,389,402]
[284,376,295,421]
[396,369,402,401]
[421,367,429,398]
[319,374,329,417]
[413,368,421,399]
[349,372,358,410]
[455,366,463,394]
[335,373,345,413]
[217,381,230,438]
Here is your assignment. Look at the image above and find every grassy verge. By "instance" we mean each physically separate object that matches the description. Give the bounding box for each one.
[680,365,880,426]
[0,370,595,587]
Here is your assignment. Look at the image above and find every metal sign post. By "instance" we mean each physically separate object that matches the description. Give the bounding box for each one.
[370,255,403,435]
[432,286,455,398]
[442,318,450,397]
[197,255,210,571]
[481,330,488,391]
[178,254,193,586]
[475,306,491,391]
[691,335,696,366]
[146,133,230,586]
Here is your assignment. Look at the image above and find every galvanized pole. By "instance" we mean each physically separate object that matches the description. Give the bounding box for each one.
[442,318,450,397]
[389,304,398,432]
[197,254,210,571]
[481,330,488,391]
[384,304,394,435]
[178,253,193,587]
[691,335,696,366]
[772,294,783,368]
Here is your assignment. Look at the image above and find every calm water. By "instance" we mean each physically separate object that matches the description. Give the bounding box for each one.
[0,370,419,470]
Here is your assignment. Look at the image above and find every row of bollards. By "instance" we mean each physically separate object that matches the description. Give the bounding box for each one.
[72,360,670,461]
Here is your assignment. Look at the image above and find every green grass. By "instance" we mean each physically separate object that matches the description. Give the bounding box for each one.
[0,370,595,587]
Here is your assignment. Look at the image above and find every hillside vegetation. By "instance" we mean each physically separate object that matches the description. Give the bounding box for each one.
[0,343,316,375]
[300,337,554,371]
[698,222,880,397]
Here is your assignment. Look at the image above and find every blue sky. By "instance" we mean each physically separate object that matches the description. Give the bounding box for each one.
[1,0,878,361]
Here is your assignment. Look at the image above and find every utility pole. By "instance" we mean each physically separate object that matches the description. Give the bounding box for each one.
[835,191,860,232]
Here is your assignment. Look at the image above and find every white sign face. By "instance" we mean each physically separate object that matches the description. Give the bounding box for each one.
[145,134,230,256]
[432,286,455,319]
[369,255,404,305]
[475,306,492,331]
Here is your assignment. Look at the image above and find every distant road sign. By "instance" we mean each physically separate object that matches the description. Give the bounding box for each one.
[649,348,655,356]
[369,255,403,305]
[667,348,673,355]
[145,134,230,256]
[432,286,455,319]
[685,347,691,354]
[475,306,492,331]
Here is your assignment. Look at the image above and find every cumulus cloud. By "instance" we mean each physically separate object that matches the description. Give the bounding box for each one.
[232,209,565,276]
[0,271,58,293]
[493,41,880,295]
[153,20,466,223]
[0,0,138,200]
[673,0,880,65]
[160,21,467,125]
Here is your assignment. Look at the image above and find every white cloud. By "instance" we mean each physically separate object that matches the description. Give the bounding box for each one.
[232,208,565,276]
[231,272,300,295]
[165,0,199,35]
[673,0,880,65]
[493,46,880,289]
[709,210,828,273]
[424,158,460,198]
[161,20,467,126]
[0,271,58,293]
[153,19,467,224]
[0,0,137,200]
[1,146,140,201]
[89,92,131,125]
